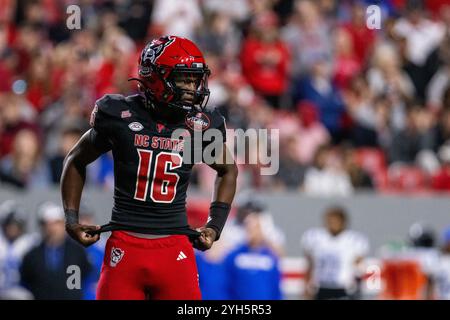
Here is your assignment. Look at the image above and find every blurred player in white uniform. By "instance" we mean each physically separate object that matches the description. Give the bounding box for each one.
[431,227,450,300]
[301,206,369,300]
[0,201,38,299]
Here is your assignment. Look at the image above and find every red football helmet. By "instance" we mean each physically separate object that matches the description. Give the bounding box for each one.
[130,35,211,112]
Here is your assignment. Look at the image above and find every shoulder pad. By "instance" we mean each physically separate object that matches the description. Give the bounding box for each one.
[95,94,129,118]
[203,106,226,130]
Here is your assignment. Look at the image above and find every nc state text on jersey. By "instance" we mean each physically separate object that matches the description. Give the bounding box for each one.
[134,134,184,152]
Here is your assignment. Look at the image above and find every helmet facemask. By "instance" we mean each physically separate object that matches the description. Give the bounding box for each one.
[167,66,210,112]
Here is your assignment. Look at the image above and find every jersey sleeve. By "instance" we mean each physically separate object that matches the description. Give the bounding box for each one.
[88,95,121,152]
[203,108,227,144]
[200,108,227,164]
[352,232,369,258]
[88,127,112,153]
[300,229,315,256]
[90,95,117,136]
[212,108,227,143]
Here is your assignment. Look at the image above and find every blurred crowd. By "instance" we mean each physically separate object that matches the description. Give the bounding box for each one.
[1,0,450,195]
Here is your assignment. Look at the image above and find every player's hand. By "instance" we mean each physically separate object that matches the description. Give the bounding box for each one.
[192,227,217,251]
[65,223,101,247]
[304,282,316,300]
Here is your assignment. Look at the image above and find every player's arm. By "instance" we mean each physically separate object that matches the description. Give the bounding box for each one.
[61,128,109,247]
[303,253,315,300]
[425,274,435,300]
[193,143,238,251]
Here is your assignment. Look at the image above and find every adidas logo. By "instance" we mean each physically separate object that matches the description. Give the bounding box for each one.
[177,251,187,261]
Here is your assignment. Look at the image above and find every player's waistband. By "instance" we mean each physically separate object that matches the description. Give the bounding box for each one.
[89,222,201,242]
[124,231,169,239]
[110,230,190,249]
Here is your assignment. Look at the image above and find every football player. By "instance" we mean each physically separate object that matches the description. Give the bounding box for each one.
[432,227,450,300]
[60,36,238,300]
[301,206,369,300]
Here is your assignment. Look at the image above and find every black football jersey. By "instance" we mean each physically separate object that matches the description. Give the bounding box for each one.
[88,94,226,237]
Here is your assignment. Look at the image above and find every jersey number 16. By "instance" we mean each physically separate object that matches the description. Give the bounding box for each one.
[133,149,182,203]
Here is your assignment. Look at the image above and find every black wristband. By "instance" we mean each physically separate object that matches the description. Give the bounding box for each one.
[205,201,231,241]
[65,209,79,226]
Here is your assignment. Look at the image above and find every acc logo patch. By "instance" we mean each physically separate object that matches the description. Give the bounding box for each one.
[129,122,144,132]
[185,112,211,131]
[110,247,124,267]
